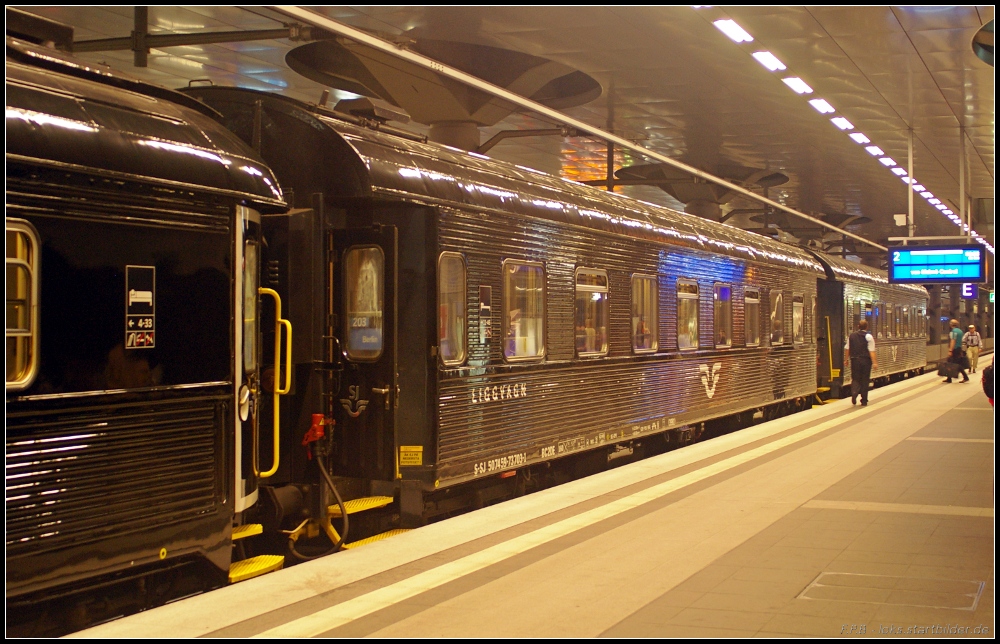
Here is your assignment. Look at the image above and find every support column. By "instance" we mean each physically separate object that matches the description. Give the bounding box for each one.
[959,127,966,237]
[132,7,148,68]
[907,129,915,238]
[605,85,615,193]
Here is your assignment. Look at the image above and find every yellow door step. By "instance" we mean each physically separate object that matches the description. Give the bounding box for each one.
[327,495,394,518]
[229,554,284,583]
[342,529,411,550]
[232,523,263,541]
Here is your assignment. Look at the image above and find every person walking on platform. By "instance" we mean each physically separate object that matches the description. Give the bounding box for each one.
[844,319,877,406]
[962,324,982,373]
[944,319,970,384]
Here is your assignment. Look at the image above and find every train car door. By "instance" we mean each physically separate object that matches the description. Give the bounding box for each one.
[332,225,398,482]
[236,205,263,513]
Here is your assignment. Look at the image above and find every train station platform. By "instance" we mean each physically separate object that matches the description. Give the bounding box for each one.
[72,357,995,638]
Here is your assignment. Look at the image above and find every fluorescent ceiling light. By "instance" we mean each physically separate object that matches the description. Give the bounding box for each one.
[891,167,907,176]
[936,204,948,210]
[912,184,925,191]
[865,146,884,156]
[831,117,854,130]
[752,51,786,71]
[920,191,933,198]
[808,98,835,113]
[943,210,954,215]
[782,77,813,94]
[879,157,896,166]
[900,176,913,184]
[714,19,753,42]
[928,198,941,205]
[849,132,870,144]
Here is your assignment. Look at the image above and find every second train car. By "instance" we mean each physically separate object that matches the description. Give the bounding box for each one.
[183,86,927,540]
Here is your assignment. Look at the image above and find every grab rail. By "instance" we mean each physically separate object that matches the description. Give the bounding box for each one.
[257,287,292,478]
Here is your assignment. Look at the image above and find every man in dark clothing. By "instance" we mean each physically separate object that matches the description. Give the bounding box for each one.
[844,319,878,406]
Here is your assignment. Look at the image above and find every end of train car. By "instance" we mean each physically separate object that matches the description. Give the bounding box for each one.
[6,34,286,636]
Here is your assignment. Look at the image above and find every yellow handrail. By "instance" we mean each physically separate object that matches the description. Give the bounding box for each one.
[257,287,292,478]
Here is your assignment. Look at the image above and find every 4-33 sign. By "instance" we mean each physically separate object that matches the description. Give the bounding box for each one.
[125,265,156,349]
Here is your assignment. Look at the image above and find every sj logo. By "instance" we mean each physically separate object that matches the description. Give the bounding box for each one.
[340,385,369,418]
[890,346,897,362]
[699,362,722,399]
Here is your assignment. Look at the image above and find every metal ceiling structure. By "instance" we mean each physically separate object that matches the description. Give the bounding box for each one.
[14,5,996,266]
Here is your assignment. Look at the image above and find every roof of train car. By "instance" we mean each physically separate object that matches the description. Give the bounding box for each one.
[191,86,826,276]
[810,250,928,297]
[5,38,287,212]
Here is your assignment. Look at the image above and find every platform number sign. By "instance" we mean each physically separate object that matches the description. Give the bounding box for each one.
[125,265,155,349]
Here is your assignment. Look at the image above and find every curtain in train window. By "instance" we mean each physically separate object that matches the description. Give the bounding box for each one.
[6,220,39,390]
[792,294,805,344]
[714,283,732,347]
[438,253,467,365]
[243,240,259,372]
[575,268,609,357]
[677,280,699,350]
[631,274,657,353]
[504,260,545,361]
[770,290,784,345]
[812,295,818,343]
[745,289,760,346]
[344,247,384,361]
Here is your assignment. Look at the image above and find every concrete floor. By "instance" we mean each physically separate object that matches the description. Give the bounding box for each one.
[72,357,995,638]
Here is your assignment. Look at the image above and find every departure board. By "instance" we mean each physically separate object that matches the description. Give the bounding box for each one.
[888,245,986,283]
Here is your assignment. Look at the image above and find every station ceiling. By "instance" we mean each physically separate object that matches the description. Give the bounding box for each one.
[17,6,996,263]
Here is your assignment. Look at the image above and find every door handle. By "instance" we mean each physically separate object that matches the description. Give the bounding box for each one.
[372,386,390,410]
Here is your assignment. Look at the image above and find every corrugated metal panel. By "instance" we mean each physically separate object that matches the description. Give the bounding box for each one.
[6,397,224,559]
[437,206,818,484]
[841,281,928,386]
[298,117,825,277]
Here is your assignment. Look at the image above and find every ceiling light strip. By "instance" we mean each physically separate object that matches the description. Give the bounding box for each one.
[273,5,887,252]
[700,10,989,252]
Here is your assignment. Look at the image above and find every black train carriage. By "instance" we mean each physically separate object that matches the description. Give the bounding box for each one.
[5,38,286,635]
[186,86,828,531]
[811,252,929,397]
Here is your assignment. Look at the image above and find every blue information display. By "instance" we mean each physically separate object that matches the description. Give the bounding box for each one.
[888,244,986,284]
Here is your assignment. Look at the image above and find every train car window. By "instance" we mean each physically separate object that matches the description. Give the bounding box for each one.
[244,239,259,372]
[504,260,545,361]
[438,253,467,365]
[769,291,784,345]
[861,300,872,333]
[677,280,699,350]
[344,247,385,361]
[631,274,658,353]
[714,283,732,348]
[5,219,40,390]
[792,294,805,344]
[575,268,609,357]
[902,306,910,337]
[875,302,883,339]
[745,289,761,347]
[895,305,902,338]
